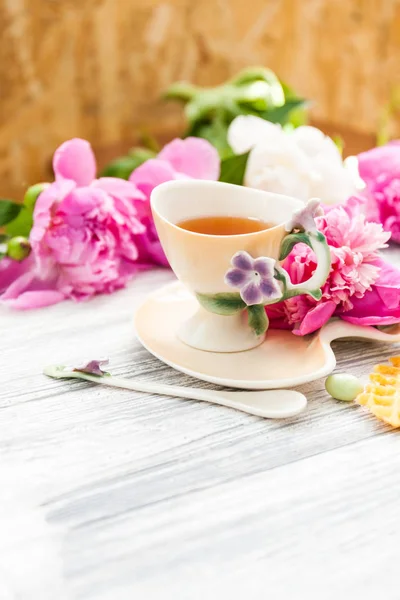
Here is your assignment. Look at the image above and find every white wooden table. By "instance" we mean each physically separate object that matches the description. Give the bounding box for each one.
[2,250,400,600]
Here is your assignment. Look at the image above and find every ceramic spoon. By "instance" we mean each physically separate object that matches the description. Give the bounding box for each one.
[44,365,307,419]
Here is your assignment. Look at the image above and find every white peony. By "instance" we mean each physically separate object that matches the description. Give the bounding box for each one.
[227,116,356,204]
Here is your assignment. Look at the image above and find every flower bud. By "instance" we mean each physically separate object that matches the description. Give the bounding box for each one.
[7,236,31,261]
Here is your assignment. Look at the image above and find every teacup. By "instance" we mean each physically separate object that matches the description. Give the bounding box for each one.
[151,180,330,352]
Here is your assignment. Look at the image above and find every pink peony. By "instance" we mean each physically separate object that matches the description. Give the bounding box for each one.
[267,197,394,335]
[358,141,400,243]
[129,137,220,265]
[1,139,146,309]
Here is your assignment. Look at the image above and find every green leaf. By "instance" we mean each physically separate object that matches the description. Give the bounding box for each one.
[6,183,47,237]
[230,67,285,106]
[196,292,246,316]
[279,232,313,260]
[261,98,308,125]
[279,82,310,127]
[0,200,23,227]
[188,118,233,159]
[163,81,199,102]
[332,135,344,155]
[100,148,156,179]
[137,132,160,153]
[219,152,250,185]
[247,304,269,336]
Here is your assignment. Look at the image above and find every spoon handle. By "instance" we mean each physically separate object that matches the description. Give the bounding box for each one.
[44,365,306,419]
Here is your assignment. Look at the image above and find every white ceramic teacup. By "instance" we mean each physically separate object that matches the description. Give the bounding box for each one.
[151,180,330,352]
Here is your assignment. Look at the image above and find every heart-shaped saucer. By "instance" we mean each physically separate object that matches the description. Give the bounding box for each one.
[134,281,400,390]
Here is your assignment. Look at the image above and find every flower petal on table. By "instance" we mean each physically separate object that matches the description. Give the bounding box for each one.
[0,256,33,294]
[2,289,65,309]
[53,138,97,186]
[158,137,220,180]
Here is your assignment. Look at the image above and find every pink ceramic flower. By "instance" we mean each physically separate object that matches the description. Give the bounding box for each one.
[267,197,394,335]
[130,137,220,265]
[1,139,146,309]
[358,141,400,243]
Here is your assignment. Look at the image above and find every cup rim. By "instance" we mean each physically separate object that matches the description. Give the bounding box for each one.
[150,179,303,239]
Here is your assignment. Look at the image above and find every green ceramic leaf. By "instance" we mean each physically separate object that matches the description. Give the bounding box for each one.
[0,200,23,227]
[219,151,250,185]
[6,183,47,237]
[279,232,313,260]
[283,287,322,301]
[196,292,246,316]
[315,231,327,243]
[308,289,322,300]
[247,304,268,336]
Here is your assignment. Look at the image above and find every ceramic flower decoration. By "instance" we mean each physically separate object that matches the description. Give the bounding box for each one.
[225,252,282,306]
[227,116,355,205]
[285,198,324,233]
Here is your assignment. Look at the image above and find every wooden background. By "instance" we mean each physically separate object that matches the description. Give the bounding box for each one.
[1,0,400,199]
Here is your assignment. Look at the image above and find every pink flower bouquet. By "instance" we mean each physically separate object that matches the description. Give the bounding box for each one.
[0,137,220,309]
[266,197,400,335]
[0,65,399,334]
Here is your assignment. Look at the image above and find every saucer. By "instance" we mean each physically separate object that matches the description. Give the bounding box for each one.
[134,281,400,390]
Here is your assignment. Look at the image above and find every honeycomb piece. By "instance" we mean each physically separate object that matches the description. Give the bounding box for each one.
[356,356,400,427]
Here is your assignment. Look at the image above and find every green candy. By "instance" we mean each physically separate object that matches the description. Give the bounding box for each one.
[325,373,363,402]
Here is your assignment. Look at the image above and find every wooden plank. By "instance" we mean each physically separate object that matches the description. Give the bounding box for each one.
[1,0,400,197]
[1,249,400,598]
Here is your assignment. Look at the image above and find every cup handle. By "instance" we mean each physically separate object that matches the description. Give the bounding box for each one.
[274,229,331,302]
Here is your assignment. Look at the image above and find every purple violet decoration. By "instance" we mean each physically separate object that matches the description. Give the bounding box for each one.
[73,358,110,376]
[225,251,282,306]
[285,198,324,233]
